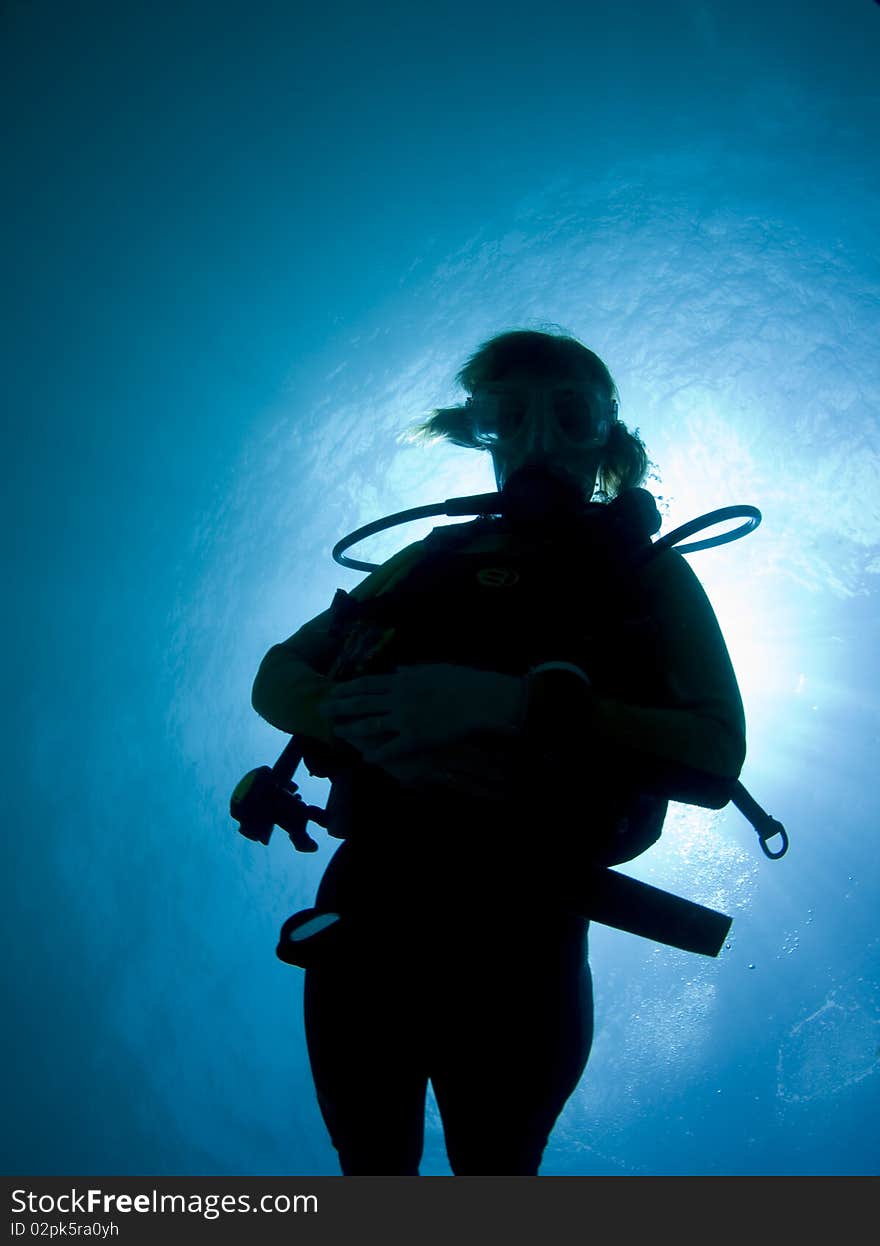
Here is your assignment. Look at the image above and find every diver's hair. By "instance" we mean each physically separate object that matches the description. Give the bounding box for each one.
[406,329,649,499]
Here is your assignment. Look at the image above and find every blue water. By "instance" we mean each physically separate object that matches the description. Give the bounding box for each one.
[3,0,878,1176]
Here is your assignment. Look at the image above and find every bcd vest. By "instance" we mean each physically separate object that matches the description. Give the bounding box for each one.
[305,489,673,867]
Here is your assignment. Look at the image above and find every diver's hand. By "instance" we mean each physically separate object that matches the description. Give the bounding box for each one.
[321,664,526,765]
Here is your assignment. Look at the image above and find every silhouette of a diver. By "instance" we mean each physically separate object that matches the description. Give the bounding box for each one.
[251,330,746,1174]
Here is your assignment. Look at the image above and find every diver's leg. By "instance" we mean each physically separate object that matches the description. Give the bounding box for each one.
[430,917,593,1176]
[304,952,428,1175]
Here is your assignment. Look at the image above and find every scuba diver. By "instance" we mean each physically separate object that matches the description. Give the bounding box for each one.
[249,329,749,1175]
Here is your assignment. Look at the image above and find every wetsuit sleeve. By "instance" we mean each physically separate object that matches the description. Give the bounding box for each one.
[250,604,345,744]
[250,540,427,744]
[527,549,746,808]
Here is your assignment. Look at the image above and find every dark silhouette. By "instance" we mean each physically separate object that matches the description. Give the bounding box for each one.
[251,329,746,1174]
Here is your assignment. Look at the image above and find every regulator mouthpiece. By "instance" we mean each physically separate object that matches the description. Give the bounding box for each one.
[499,463,587,531]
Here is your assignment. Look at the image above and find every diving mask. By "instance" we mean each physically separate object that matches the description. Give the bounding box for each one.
[467,382,618,451]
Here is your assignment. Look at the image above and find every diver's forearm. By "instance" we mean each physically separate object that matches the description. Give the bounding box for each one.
[523,665,744,799]
[587,695,746,781]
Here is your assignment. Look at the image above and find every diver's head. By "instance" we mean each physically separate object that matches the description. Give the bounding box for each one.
[408,329,649,502]
[467,369,617,496]
[464,334,617,498]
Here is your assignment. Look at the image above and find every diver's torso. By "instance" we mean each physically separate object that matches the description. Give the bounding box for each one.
[315,510,664,917]
[329,513,653,689]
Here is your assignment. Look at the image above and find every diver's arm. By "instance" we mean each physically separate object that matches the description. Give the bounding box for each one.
[251,606,341,744]
[251,538,428,745]
[526,550,746,806]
